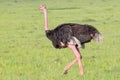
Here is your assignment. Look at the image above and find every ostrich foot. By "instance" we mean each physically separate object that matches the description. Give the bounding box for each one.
[63,70,68,74]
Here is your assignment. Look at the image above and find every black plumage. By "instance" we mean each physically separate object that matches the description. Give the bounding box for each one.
[46,23,102,49]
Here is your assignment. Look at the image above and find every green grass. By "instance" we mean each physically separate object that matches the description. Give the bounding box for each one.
[0,0,120,80]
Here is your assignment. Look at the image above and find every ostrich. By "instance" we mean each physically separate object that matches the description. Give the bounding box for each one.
[38,5,103,75]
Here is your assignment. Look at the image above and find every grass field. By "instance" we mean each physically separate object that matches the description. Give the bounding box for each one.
[0,0,120,80]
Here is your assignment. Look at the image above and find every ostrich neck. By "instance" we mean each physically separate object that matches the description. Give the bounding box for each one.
[43,9,49,31]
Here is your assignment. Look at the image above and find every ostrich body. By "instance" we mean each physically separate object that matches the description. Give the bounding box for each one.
[39,5,103,75]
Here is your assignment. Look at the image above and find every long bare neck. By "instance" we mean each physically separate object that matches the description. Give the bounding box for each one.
[43,9,49,31]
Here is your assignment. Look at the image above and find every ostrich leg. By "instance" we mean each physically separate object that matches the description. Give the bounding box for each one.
[64,58,77,74]
[64,45,83,75]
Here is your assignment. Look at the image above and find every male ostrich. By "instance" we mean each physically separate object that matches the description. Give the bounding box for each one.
[39,5,103,75]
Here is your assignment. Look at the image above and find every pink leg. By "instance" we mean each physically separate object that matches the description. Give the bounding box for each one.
[64,58,77,74]
[64,45,83,75]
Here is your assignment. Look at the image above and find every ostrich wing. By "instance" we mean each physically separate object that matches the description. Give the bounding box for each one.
[54,25,73,44]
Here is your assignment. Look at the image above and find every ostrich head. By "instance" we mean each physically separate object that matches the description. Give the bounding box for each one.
[39,5,46,10]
